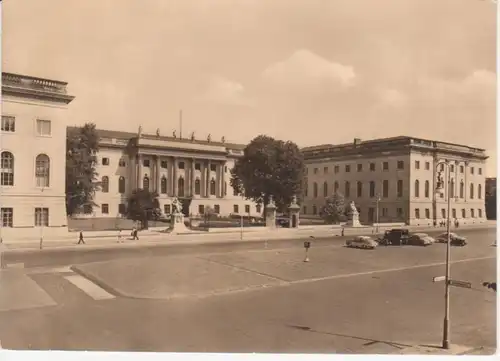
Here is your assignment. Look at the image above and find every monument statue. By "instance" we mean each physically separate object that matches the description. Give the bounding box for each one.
[291,195,298,205]
[171,197,182,214]
[191,132,195,141]
[137,125,143,138]
[207,134,212,142]
[172,130,177,138]
[349,201,359,215]
[267,195,275,207]
[346,201,362,227]
[156,128,160,137]
[221,136,226,143]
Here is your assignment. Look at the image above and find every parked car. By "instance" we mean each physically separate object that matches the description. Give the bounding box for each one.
[346,236,378,249]
[276,218,290,227]
[407,233,435,246]
[377,228,410,246]
[435,232,467,246]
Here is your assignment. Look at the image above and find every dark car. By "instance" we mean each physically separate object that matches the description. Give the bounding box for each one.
[276,218,290,227]
[406,233,435,246]
[378,228,410,246]
[436,232,467,246]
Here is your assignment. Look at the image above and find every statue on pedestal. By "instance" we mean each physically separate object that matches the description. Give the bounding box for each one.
[221,136,226,143]
[172,130,177,139]
[156,128,160,137]
[137,126,143,138]
[349,201,359,216]
[207,134,212,142]
[171,197,183,214]
[346,201,362,227]
[191,132,196,141]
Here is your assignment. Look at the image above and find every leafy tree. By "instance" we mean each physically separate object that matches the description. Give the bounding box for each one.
[66,123,101,216]
[126,189,160,229]
[230,135,305,214]
[320,192,347,224]
[180,196,193,217]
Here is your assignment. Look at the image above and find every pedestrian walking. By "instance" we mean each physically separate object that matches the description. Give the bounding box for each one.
[341,227,345,237]
[77,230,85,245]
[132,228,139,240]
[117,229,123,243]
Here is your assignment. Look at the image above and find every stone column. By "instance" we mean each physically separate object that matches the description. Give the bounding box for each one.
[191,159,195,197]
[206,160,211,197]
[137,154,143,189]
[221,162,226,197]
[172,157,177,196]
[156,156,161,193]
[464,161,468,202]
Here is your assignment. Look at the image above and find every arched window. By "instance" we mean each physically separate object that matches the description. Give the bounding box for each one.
[323,181,328,197]
[414,180,419,198]
[345,181,350,197]
[178,177,185,197]
[450,179,455,198]
[1,151,14,186]
[101,176,109,193]
[118,176,126,194]
[313,182,318,198]
[470,183,474,199]
[460,181,464,198]
[210,178,216,195]
[478,184,482,199]
[35,154,50,188]
[195,179,201,195]
[334,181,339,193]
[160,176,167,194]
[424,180,430,198]
[369,181,375,198]
[357,181,362,197]
[143,175,150,191]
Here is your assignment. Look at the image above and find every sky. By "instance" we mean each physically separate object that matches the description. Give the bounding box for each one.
[2,0,498,176]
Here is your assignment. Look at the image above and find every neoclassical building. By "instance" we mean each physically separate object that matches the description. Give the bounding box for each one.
[88,128,262,218]
[302,137,488,225]
[1,72,75,240]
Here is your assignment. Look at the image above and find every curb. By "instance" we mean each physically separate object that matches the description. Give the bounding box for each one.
[70,265,132,299]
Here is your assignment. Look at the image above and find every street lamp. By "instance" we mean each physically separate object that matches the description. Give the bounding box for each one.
[435,160,455,350]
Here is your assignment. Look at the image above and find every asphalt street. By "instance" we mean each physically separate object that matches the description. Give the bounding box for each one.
[0,228,496,354]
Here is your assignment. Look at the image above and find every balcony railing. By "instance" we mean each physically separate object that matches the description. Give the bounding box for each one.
[2,73,68,94]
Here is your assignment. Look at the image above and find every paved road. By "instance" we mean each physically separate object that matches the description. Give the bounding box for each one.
[0,228,496,354]
[2,227,493,268]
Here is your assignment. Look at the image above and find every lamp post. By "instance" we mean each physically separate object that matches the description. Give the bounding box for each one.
[39,186,45,250]
[435,160,453,349]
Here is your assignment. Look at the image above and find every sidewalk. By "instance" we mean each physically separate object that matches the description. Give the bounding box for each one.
[1,221,494,254]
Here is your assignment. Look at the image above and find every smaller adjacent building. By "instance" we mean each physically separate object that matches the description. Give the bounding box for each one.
[485,177,496,220]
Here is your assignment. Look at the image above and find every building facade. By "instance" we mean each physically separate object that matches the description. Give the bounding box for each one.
[89,129,262,218]
[302,137,488,226]
[1,72,75,240]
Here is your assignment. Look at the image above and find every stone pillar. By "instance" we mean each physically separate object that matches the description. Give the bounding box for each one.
[172,157,178,196]
[137,154,143,189]
[265,196,277,229]
[191,159,196,197]
[156,156,161,193]
[221,162,226,197]
[206,160,211,197]
[288,196,300,228]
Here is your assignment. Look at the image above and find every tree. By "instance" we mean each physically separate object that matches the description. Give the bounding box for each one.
[230,135,305,214]
[180,196,193,217]
[66,123,101,216]
[320,192,347,224]
[126,189,160,229]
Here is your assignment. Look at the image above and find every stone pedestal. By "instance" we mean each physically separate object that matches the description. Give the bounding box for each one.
[288,196,300,228]
[265,196,277,229]
[168,211,189,234]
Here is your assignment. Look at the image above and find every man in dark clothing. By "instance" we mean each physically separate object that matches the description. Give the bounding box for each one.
[132,228,139,240]
[77,230,85,244]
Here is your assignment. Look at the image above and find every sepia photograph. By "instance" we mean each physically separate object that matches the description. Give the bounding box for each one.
[0,0,497,357]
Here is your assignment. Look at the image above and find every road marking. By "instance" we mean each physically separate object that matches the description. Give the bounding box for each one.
[27,266,73,275]
[64,275,115,300]
[6,263,24,269]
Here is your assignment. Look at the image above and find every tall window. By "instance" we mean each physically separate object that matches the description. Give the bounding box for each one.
[214,204,220,214]
[469,183,474,199]
[118,176,126,194]
[415,209,420,219]
[424,181,430,198]
[256,204,261,213]
[345,181,350,197]
[101,204,109,214]
[119,203,126,215]
[369,181,375,198]
[161,176,167,194]
[35,154,50,188]
[36,119,51,136]
[397,161,404,170]
[1,116,15,132]
[334,181,339,193]
[210,178,216,195]
[397,180,403,197]
[233,204,239,213]
[1,151,14,186]
[101,176,109,193]
[460,181,464,198]
[143,176,150,191]
[118,158,126,167]
[357,181,363,197]
[323,182,328,197]
[178,177,185,197]
[1,208,13,227]
[414,180,420,198]
[245,205,250,213]
[312,205,317,215]
[313,182,318,198]
[34,207,49,226]
[383,180,389,198]
[478,184,482,199]
[164,204,171,214]
[195,179,201,195]
[450,179,454,198]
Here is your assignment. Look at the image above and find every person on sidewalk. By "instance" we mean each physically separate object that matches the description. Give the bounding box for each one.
[341,227,345,237]
[77,230,85,245]
[117,229,123,243]
[132,228,139,240]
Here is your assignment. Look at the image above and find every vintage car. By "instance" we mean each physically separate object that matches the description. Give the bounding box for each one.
[345,236,378,249]
[435,232,467,246]
[406,233,435,246]
[377,228,410,246]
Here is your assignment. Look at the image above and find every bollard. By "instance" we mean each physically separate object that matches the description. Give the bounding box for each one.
[303,241,311,262]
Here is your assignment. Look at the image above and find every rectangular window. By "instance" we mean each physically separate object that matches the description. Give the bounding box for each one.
[460,165,464,173]
[233,204,239,213]
[479,168,482,175]
[1,116,15,132]
[225,166,228,173]
[119,159,126,167]
[302,206,307,214]
[198,205,205,215]
[441,208,446,218]
[178,161,185,170]
[195,163,201,170]
[397,161,404,170]
[119,203,127,215]
[461,209,466,218]
[163,204,171,214]
[161,160,168,169]
[382,208,388,217]
[314,168,318,174]
[143,159,150,167]
[1,207,13,227]
[397,180,403,197]
[425,162,430,170]
[34,207,49,226]
[452,208,456,219]
[357,164,362,172]
[256,204,262,213]
[425,208,430,219]
[415,161,420,170]
[36,119,51,136]
[345,165,351,172]
[471,208,475,218]
[334,165,339,173]
[101,204,109,214]
[210,164,216,172]
[478,209,482,218]
[214,204,220,214]
[470,167,474,175]
[415,209,420,219]
[245,205,250,213]
[383,180,389,198]
[102,157,110,166]
[397,208,403,218]
[323,167,328,174]
[313,205,317,215]
[450,165,454,173]
[370,163,375,171]
[383,162,389,171]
